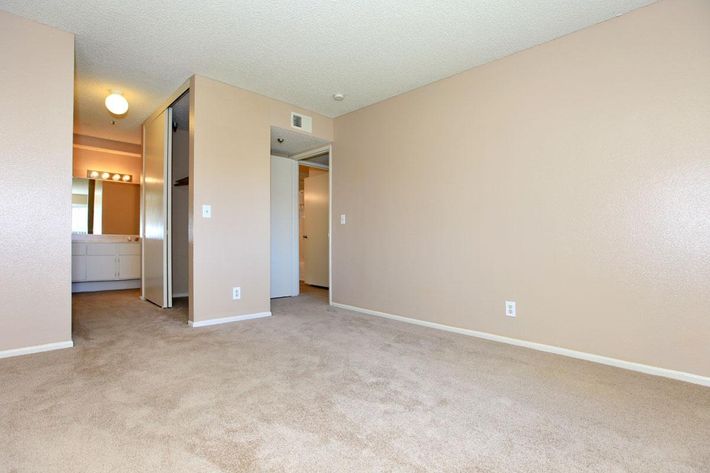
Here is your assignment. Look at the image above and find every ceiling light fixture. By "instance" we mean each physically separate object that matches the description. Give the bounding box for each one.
[105,90,129,115]
[333,93,345,101]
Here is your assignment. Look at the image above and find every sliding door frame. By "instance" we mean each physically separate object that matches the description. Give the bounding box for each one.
[141,80,190,307]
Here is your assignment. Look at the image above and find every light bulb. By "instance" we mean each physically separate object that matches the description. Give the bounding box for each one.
[112,174,121,181]
[101,172,110,180]
[89,170,99,178]
[105,91,129,115]
[122,175,131,182]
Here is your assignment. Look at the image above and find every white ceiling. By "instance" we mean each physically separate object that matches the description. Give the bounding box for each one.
[0,0,654,144]
[271,126,330,157]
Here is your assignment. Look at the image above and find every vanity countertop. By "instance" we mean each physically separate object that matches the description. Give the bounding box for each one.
[72,234,140,243]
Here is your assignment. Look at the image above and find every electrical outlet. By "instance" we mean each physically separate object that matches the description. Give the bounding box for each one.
[505,301,516,318]
[202,204,212,218]
[232,287,241,300]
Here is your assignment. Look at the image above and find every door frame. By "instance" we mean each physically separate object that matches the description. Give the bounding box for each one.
[165,107,173,308]
[291,144,333,304]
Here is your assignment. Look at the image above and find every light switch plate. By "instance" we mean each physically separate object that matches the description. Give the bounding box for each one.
[505,301,516,317]
[202,204,212,218]
[340,214,346,224]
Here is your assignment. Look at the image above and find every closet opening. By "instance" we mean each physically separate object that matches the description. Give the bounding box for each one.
[141,88,190,312]
[169,91,190,309]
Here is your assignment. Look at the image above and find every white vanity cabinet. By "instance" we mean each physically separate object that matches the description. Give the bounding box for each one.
[72,241,141,283]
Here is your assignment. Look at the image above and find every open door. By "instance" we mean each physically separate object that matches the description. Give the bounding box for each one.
[303,172,329,288]
[270,156,299,298]
[142,109,172,307]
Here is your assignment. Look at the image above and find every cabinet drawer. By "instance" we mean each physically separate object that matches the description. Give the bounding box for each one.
[117,243,141,255]
[87,244,119,256]
[72,243,87,256]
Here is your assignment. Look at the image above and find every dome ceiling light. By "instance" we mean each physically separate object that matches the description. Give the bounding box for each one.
[105,90,129,115]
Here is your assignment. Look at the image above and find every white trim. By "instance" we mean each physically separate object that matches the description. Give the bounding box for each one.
[291,158,300,296]
[140,125,146,299]
[292,145,330,161]
[331,302,710,387]
[172,292,188,298]
[188,311,272,328]
[327,144,333,305]
[298,161,329,170]
[0,341,74,359]
[165,107,173,308]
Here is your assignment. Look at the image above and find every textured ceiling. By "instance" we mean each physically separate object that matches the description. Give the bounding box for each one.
[0,0,654,144]
[271,126,330,156]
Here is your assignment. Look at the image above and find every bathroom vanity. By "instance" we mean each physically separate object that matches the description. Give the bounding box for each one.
[72,236,141,293]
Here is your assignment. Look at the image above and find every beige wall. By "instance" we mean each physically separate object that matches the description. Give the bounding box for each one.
[73,134,142,181]
[0,12,74,351]
[190,75,332,322]
[332,0,710,377]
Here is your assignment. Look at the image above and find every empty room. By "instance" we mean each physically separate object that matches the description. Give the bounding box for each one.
[0,0,708,472]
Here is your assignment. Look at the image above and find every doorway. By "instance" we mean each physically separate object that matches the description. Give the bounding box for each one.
[299,161,329,289]
[169,91,189,306]
[270,126,331,301]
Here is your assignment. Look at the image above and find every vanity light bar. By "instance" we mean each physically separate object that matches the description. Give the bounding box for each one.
[87,170,132,183]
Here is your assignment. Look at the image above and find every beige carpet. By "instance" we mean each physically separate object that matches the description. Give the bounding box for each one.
[0,288,708,472]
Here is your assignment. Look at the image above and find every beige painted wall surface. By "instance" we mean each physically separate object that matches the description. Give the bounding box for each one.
[73,137,142,181]
[0,12,74,351]
[268,100,333,144]
[332,0,710,377]
[190,75,332,322]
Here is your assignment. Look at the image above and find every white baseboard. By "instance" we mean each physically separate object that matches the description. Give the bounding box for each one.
[189,311,272,328]
[331,302,710,388]
[0,340,74,360]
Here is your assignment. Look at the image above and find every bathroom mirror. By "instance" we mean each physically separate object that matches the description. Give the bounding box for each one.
[72,177,140,235]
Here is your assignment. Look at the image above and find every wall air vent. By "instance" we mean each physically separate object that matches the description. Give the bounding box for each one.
[291,112,312,133]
